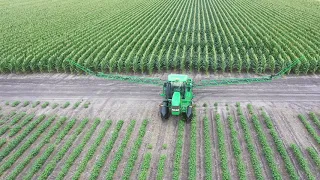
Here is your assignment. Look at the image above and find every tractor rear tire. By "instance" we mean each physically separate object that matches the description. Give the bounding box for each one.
[186,105,193,122]
[160,101,169,120]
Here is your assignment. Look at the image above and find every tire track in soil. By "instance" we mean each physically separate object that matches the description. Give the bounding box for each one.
[181,119,191,180]
[221,105,238,179]
[162,116,179,180]
[209,105,220,180]
[197,108,205,180]
[231,105,255,179]
[243,105,271,179]
[148,116,167,179]
[267,102,319,179]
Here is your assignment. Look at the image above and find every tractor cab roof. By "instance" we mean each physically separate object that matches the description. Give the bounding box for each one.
[168,74,189,82]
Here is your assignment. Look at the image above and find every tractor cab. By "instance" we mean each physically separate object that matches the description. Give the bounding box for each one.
[160,74,193,120]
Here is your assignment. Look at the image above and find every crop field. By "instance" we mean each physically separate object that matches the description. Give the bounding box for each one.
[0,0,319,74]
[0,74,320,179]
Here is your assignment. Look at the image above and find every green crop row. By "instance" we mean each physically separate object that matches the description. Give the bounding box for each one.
[247,105,282,180]
[32,101,40,108]
[6,117,67,180]
[37,118,89,180]
[172,120,185,180]
[237,104,263,180]
[291,144,315,180]
[215,113,231,180]
[306,147,320,169]
[62,102,70,109]
[189,108,197,180]
[298,114,320,144]
[55,118,76,143]
[203,116,213,180]
[0,126,9,136]
[9,113,35,137]
[0,139,6,148]
[10,112,26,125]
[89,120,124,180]
[0,115,56,175]
[227,115,247,180]
[52,103,59,109]
[261,111,298,180]
[11,101,20,107]
[138,152,152,180]
[0,114,45,162]
[23,145,54,180]
[72,120,113,180]
[56,118,100,180]
[73,101,81,109]
[122,119,149,180]
[156,155,166,180]
[23,118,76,180]
[22,101,30,107]
[41,102,49,108]
[309,112,320,130]
[104,120,136,180]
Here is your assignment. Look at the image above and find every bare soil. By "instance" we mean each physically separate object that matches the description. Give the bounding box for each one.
[0,73,319,179]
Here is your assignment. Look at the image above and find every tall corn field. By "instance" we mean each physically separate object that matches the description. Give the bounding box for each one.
[0,0,319,74]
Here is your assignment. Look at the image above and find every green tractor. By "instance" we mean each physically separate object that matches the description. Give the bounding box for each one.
[160,74,194,120]
[67,58,301,121]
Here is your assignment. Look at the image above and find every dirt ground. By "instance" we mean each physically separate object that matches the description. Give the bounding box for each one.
[0,73,319,179]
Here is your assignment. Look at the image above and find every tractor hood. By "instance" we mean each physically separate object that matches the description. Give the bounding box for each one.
[172,92,181,107]
[171,92,181,115]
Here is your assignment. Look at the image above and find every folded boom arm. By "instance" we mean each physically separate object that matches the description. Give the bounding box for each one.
[194,58,301,88]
